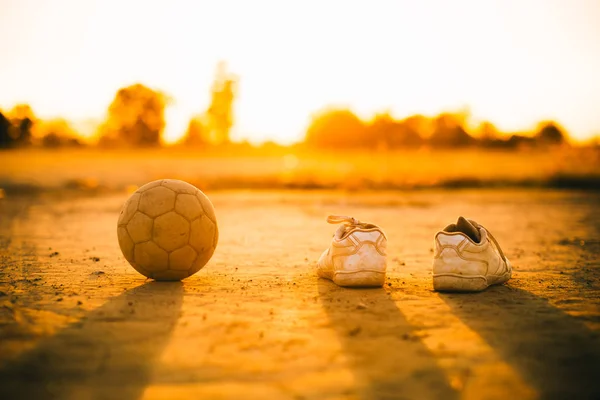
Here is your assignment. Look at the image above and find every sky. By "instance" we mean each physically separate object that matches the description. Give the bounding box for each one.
[0,0,599,144]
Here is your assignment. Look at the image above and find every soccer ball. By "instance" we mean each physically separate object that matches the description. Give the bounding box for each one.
[117,179,218,281]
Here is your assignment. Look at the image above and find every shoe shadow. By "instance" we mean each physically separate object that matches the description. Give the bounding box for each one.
[439,285,600,399]
[318,279,458,400]
[0,281,183,400]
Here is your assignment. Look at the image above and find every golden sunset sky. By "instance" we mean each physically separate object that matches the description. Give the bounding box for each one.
[1,0,599,144]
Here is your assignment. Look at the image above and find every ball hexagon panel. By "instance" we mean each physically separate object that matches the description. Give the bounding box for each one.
[139,186,176,218]
[118,192,140,225]
[196,191,217,224]
[189,247,215,275]
[162,179,198,195]
[153,211,190,252]
[135,265,152,278]
[137,180,164,193]
[117,226,134,262]
[190,215,216,255]
[169,245,197,271]
[127,212,153,243]
[175,194,203,221]
[134,241,168,272]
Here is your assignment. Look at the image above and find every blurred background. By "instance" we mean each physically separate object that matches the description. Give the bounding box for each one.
[1,0,599,195]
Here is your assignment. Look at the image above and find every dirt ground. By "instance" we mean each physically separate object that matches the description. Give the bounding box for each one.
[0,189,599,400]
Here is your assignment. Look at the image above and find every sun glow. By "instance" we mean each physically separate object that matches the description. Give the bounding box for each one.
[1,0,599,144]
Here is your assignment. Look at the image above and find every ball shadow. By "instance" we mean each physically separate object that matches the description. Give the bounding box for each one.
[0,281,184,400]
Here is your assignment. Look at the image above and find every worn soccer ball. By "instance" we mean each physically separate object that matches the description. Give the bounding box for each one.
[117,179,218,281]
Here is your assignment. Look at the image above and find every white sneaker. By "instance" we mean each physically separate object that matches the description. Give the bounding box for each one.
[317,215,387,287]
[433,216,512,292]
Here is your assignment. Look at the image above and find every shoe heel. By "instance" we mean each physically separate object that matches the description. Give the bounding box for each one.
[333,270,386,287]
[433,275,488,292]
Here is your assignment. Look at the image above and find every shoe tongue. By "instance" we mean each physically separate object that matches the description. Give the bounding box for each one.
[334,224,349,239]
[456,216,481,243]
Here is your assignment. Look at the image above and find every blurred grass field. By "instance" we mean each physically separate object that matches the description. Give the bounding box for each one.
[1,146,599,196]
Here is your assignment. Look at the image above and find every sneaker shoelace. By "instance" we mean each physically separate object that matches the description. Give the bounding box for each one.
[327,215,371,229]
[469,219,508,262]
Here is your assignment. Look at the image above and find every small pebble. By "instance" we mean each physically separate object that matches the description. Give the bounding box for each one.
[349,326,362,336]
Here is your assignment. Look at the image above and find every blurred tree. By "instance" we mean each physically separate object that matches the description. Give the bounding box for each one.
[0,111,11,148]
[206,62,237,145]
[476,121,500,140]
[182,116,208,147]
[368,113,395,149]
[99,84,167,147]
[41,132,63,148]
[429,113,474,147]
[5,104,35,147]
[368,113,423,148]
[305,108,367,148]
[180,62,237,147]
[16,118,33,146]
[507,134,536,148]
[404,114,432,139]
[535,121,567,145]
[37,119,81,148]
[475,121,507,148]
[8,104,35,120]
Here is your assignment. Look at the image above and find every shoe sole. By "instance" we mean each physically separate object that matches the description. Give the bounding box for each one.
[433,272,511,292]
[333,270,386,287]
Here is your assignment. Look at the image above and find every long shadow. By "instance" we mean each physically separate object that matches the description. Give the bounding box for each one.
[440,285,600,399]
[318,280,457,400]
[0,281,183,400]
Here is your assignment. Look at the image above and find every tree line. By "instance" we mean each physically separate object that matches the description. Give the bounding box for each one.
[304,108,568,150]
[0,104,83,149]
[0,63,236,149]
[0,64,574,150]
